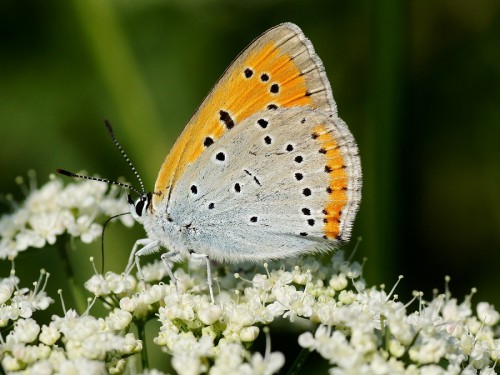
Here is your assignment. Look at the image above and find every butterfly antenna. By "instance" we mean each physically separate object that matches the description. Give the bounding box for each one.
[56,169,142,196]
[104,119,146,195]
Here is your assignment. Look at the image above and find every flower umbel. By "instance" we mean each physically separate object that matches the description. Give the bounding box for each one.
[0,172,133,260]
[0,270,53,328]
[0,176,499,374]
[1,310,142,373]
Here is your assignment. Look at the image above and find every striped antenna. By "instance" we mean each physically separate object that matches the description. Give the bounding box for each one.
[57,120,147,197]
[104,120,146,195]
[56,169,142,196]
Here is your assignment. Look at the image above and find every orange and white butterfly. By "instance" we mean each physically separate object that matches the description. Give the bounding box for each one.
[61,23,361,302]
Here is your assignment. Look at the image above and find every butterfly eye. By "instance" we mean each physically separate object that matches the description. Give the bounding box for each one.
[135,199,145,217]
[130,194,151,217]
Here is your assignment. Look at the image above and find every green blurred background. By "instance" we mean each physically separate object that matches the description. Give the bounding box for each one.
[1,0,499,370]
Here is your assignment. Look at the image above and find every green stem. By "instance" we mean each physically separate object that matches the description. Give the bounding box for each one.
[135,319,149,370]
[286,346,311,375]
[57,237,87,313]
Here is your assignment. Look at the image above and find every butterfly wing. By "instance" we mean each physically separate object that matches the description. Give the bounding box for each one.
[153,23,337,207]
[168,108,361,262]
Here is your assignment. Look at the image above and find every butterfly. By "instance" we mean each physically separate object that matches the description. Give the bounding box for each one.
[60,23,362,303]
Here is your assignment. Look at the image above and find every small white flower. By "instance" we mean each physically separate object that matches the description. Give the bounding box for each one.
[0,275,18,304]
[197,302,222,325]
[291,266,312,285]
[170,334,213,375]
[240,351,285,375]
[442,297,473,322]
[476,302,499,326]
[408,334,447,364]
[7,318,40,344]
[388,338,405,358]
[369,353,406,374]
[329,273,348,291]
[252,274,274,292]
[14,228,45,251]
[85,272,137,297]
[211,343,244,374]
[120,283,171,319]
[39,323,61,345]
[106,308,132,331]
[28,211,67,245]
[272,284,314,322]
[163,293,197,321]
[1,354,22,372]
[298,331,315,349]
[225,303,257,331]
[239,326,259,342]
[67,215,102,243]
[470,340,491,369]
[266,300,287,317]
[57,357,107,374]
[140,369,168,375]
[415,364,446,375]
[276,270,294,286]
[26,179,62,212]
[480,367,497,375]
[122,332,143,353]
[461,332,475,355]
[105,272,137,295]
[337,289,356,305]
[0,305,21,327]
[139,259,170,282]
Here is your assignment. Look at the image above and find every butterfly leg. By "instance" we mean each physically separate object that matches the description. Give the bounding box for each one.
[190,252,215,304]
[160,251,180,294]
[124,238,160,278]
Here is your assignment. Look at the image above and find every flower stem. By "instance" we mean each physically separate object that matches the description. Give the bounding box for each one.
[57,237,87,313]
[135,319,149,370]
[286,346,311,375]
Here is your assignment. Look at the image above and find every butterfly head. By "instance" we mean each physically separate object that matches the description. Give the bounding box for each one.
[127,192,152,220]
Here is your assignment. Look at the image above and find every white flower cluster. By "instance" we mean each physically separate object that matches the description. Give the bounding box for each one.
[0,309,142,374]
[85,262,287,375]
[0,176,499,374]
[0,265,141,374]
[81,253,500,374]
[0,173,134,260]
[0,270,53,328]
[298,286,500,374]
